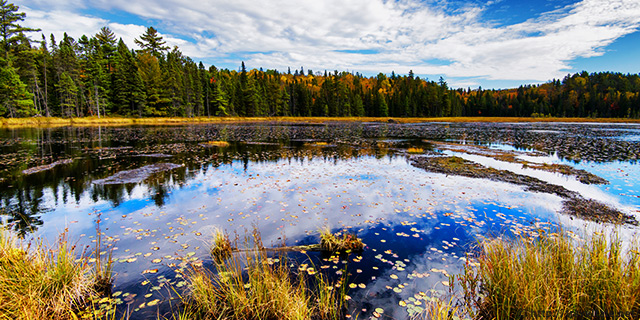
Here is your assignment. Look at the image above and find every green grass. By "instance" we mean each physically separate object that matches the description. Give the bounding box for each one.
[319,227,364,252]
[0,227,116,320]
[182,229,348,320]
[459,230,640,319]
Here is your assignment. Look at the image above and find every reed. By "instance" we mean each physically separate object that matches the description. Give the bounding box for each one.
[460,230,640,319]
[183,229,348,320]
[209,228,234,263]
[0,227,115,319]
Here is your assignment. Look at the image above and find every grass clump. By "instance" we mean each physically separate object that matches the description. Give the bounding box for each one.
[0,227,115,319]
[183,229,348,320]
[203,141,230,147]
[407,147,424,154]
[410,295,463,320]
[460,230,640,319]
[209,228,233,263]
[319,227,364,252]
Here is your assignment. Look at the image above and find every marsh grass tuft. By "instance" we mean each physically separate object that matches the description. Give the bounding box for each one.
[460,230,640,319]
[209,228,234,263]
[411,295,463,320]
[0,227,116,319]
[183,229,348,320]
[407,147,424,154]
[319,227,364,252]
[203,141,230,147]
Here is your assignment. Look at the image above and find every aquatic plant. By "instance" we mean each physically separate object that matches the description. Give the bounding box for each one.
[460,230,640,319]
[410,295,463,320]
[203,140,230,147]
[319,227,364,252]
[0,227,115,319]
[183,229,348,320]
[209,228,233,263]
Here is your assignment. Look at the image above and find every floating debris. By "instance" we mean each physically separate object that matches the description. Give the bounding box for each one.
[22,159,73,175]
[92,163,183,185]
[134,153,173,158]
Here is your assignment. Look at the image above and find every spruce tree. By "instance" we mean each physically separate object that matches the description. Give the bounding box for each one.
[0,1,39,60]
[135,27,169,58]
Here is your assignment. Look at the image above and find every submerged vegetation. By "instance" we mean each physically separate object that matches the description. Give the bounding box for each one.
[460,230,640,319]
[0,227,115,320]
[183,229,348,320]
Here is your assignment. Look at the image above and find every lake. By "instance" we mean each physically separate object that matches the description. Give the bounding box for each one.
[1,121,639,319]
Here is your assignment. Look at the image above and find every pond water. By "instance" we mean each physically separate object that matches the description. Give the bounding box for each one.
[1,122,639,319]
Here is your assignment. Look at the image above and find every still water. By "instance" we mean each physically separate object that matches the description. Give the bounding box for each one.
[1,122,639,319]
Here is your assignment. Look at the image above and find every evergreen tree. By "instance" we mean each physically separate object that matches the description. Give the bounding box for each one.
[134,26,169,58]
[0,58,33,117]
[55,72,77,117]
[0,1,38,60]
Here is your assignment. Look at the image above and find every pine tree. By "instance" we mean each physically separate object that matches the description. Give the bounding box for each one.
[0,1,39,60]
[55,72,77,117]
[134,27,169,58]
[0,58,33,117]
[137,52,165,115]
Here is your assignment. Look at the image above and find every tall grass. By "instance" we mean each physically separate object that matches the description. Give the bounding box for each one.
[183,229,348,320]
[0,227,115,320]
[411,295,463,320]
[460,230,640,319]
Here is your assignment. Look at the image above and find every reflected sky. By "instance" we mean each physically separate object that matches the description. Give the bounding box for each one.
[1,123,639,319]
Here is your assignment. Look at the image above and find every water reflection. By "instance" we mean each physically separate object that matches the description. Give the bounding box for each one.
[1,123,639,319]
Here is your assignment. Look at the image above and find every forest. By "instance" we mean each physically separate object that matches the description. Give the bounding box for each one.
[2,1,640,119]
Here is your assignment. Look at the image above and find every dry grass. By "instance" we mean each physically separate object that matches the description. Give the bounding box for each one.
[183,229,348,320]
[2,116,640,128]
[407,147,424,154]
[0,227,115,320]
[460,230,640,319]
[203,141,230,147]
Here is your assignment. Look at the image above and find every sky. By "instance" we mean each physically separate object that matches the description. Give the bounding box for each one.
[19,0,640,89]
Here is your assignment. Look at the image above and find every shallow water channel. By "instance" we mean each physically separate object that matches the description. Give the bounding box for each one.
[1,122,639,319]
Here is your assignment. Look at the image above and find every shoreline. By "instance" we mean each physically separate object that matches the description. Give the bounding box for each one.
[2,116,640,128]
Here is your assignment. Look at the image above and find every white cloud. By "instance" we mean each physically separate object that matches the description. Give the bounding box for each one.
[20,0,640,84]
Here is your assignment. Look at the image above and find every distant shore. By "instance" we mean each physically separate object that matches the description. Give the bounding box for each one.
[2,116,640,128]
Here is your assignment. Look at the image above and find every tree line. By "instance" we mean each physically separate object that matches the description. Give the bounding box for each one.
[1,1,639,119]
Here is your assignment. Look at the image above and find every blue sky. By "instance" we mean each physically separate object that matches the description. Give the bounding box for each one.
[20,0,640,89]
